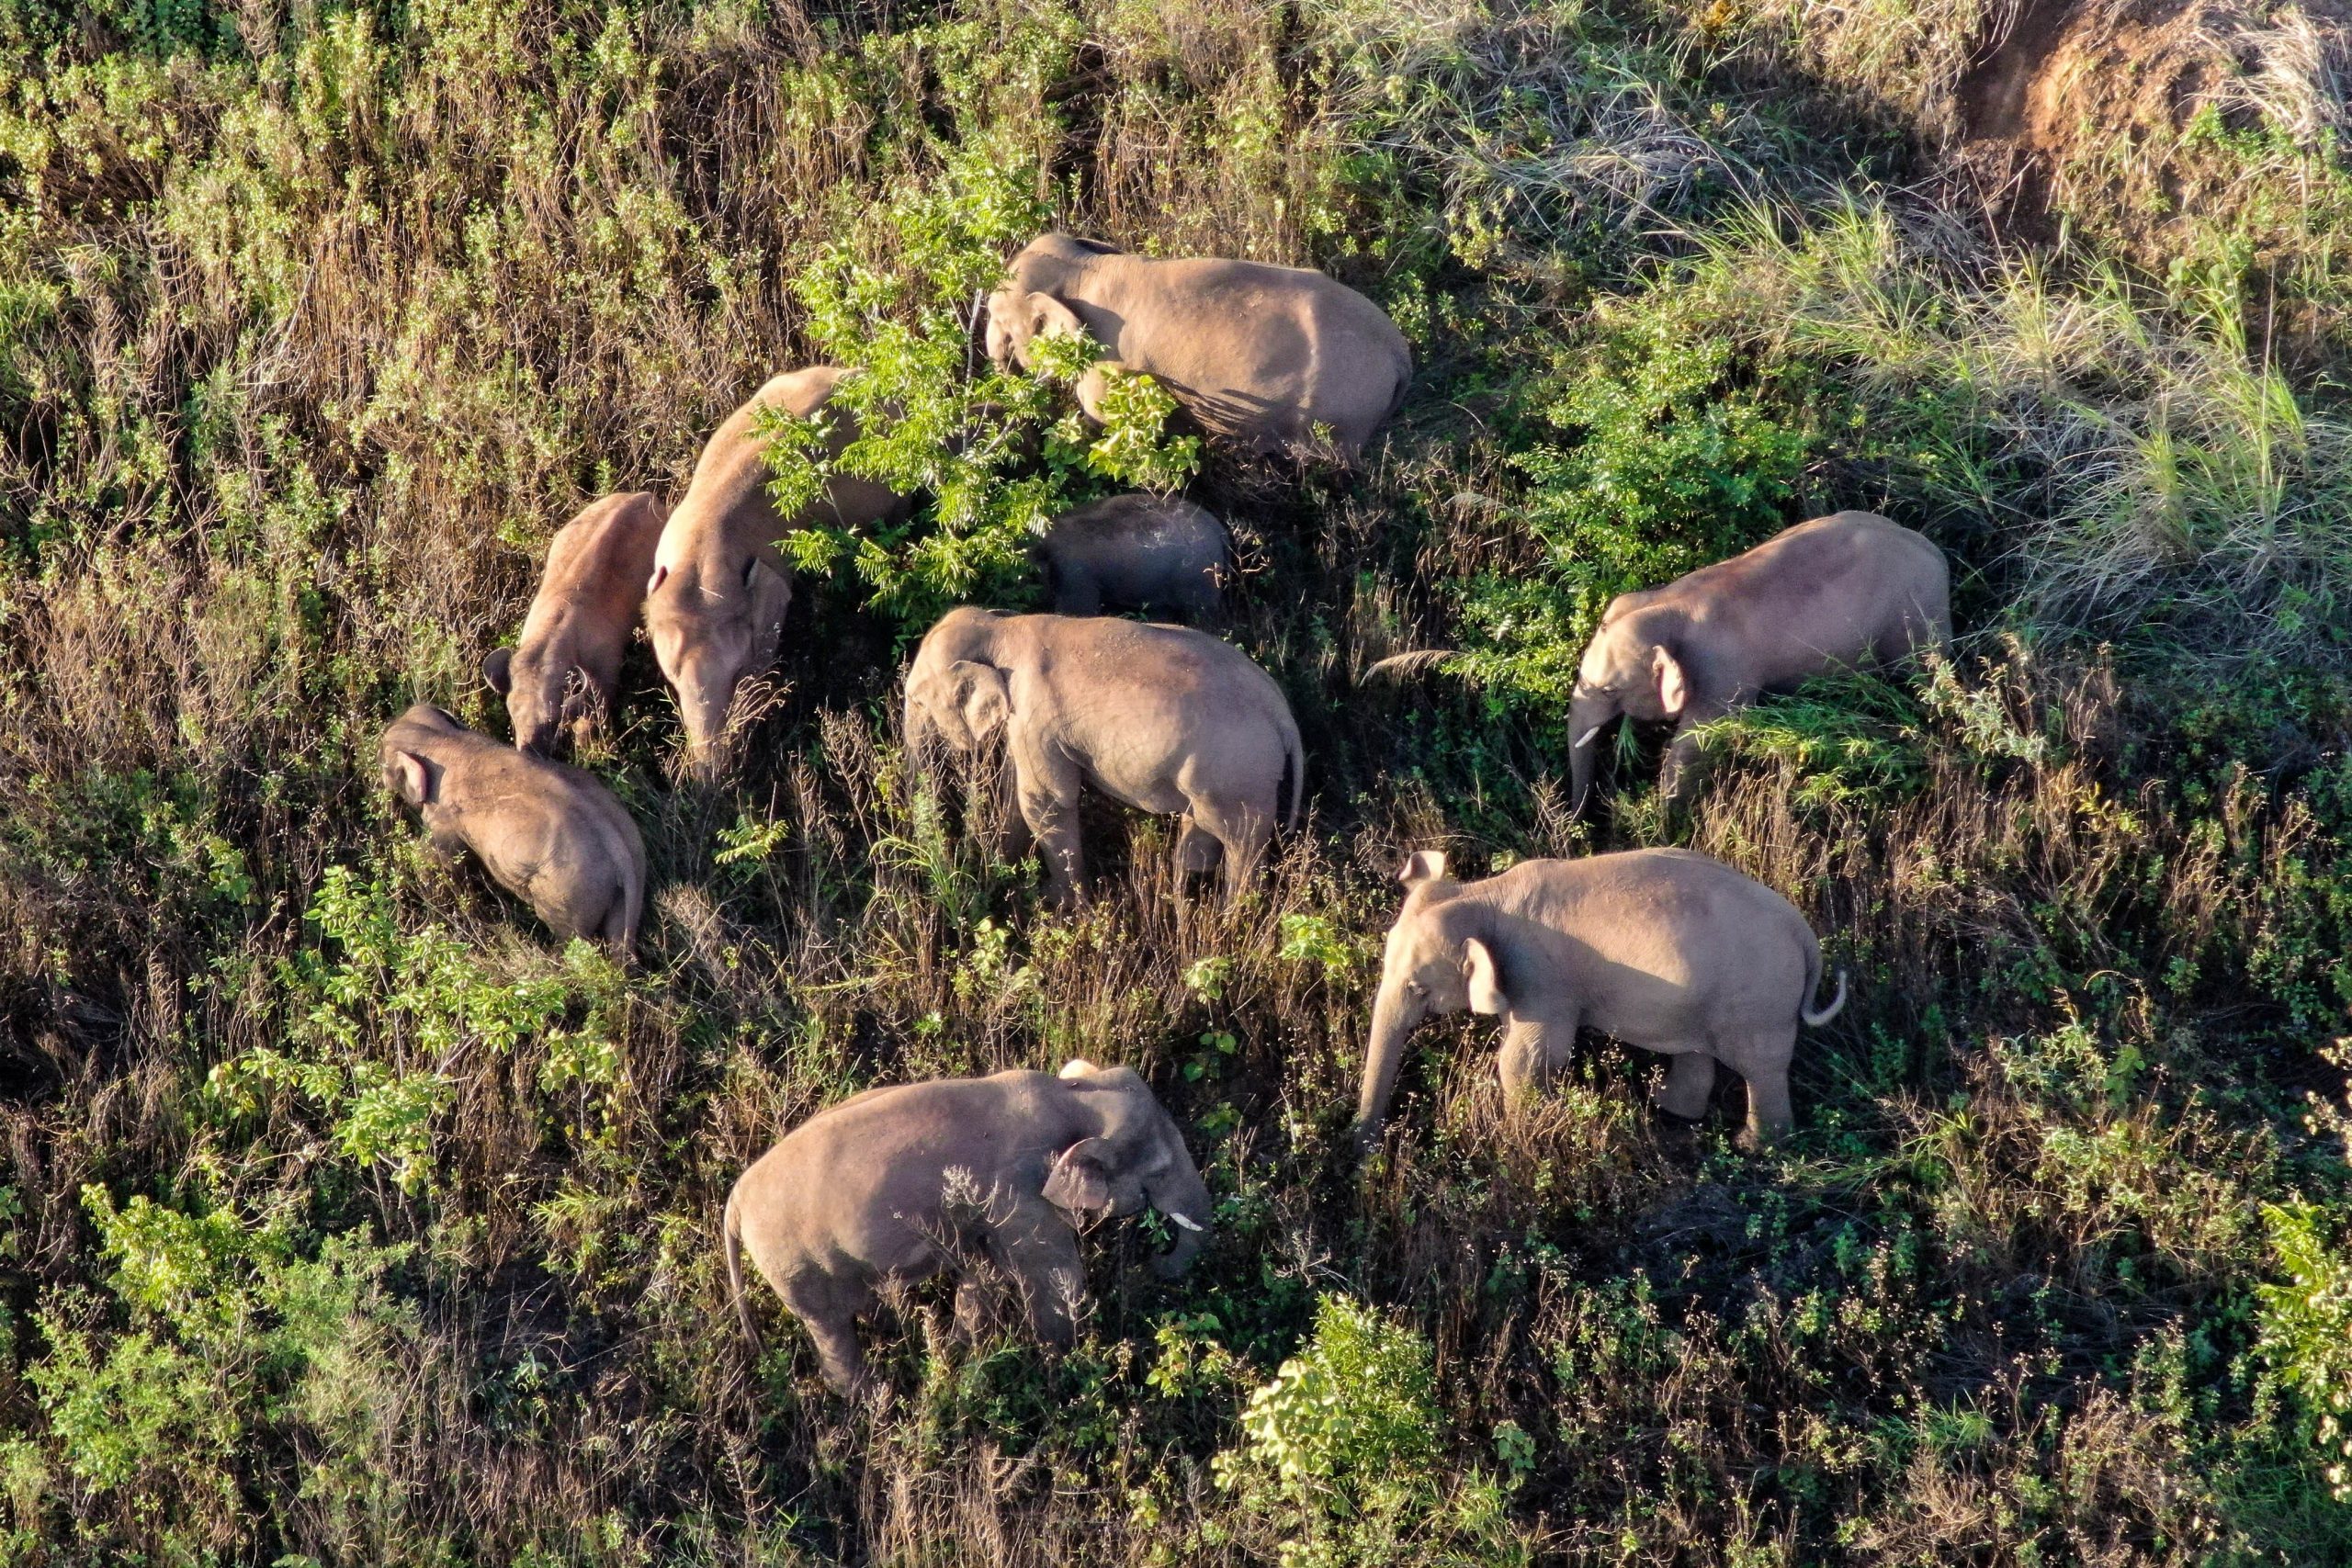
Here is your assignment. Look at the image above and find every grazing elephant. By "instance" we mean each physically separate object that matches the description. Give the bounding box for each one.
[1352,848,1847,1151]
[1570,511,1950,813]
[901,607,1303,907]
[1036,493,1229,623]
[644,367,910,775]
[483,491,667,756]
[986,233,1411,465]
[722,1059,1213,1394]
[379,704,646,951]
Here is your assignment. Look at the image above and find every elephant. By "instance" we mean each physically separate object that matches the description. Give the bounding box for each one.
[644,367,910,776]
[722,1059,1213,1394]
[901,607,1303,908]
[1352,848,1847,1151]
[483,491,666,756]
[1569,510,1950,814]
[379,704,646,950]
[985,233,1411,465]
[1035,493,1229,623]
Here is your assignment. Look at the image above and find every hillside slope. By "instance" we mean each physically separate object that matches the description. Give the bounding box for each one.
[2,0,2350,1562]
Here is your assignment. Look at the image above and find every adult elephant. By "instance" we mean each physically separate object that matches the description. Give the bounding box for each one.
[645,367,910,777]
[1568,511,1950,813]
[985,233,1411,465]
[902,607,1303,908]
[1352,848,1847,1151]
[723,1059,1212,1395]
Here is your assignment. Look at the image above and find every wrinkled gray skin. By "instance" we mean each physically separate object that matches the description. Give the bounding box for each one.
[379,704,646,951]
[1353,849,1848,1152]
[483,491,666,756]
[1036,493,1229,624]
[902,607,1303,908]
[986,233,1411,465]
[645,367,910,776]
[723,1059,1213,1395]
[1570,511,1950,814]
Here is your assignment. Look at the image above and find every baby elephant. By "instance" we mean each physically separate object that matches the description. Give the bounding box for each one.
[1036,493,1229,624]
[379,704,646,951]
[1353,848,1846,1151]
[723,1059,1213,1395]
[987,233,1411,465]
[1571,510,1950,813]
[902,607,1303,907]
[483,491,667,756]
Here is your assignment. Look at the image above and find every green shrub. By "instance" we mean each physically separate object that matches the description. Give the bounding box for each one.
[1212,1295,1527,1566]
[1452,306,1813,717]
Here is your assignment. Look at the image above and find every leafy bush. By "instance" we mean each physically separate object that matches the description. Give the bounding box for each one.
[2256,1202,2352,1501]
[1212,1295,1527,1566]
[759,136,1201,635]
[1452,305,1813,715]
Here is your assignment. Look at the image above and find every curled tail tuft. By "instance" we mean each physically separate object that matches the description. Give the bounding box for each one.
[723,1189,759,1353]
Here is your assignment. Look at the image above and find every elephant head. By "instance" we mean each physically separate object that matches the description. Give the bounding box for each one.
[1568,604,1690,816]
[901,606,1012,765]
[985,287,1091,372]
[644,548,792,779]
[482,645,590,759]
[1046,1058,1213,1279]
[380,704,461,808]
[1353,851,1510,1148]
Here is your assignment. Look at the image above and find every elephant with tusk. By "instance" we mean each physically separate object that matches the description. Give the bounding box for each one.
[1353,848,1847,1152]
[722,1059,1213,1395]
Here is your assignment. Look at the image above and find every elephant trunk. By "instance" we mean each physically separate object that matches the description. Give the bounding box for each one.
[1352,984,1425,1154]
[1146,1141,1213,1280]
[1567,689,1615,818]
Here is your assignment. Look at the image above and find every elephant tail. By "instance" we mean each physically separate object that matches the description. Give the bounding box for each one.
[1801,941,1849,1028]
[723,1188,760,1354]
[1278,707,1306,832]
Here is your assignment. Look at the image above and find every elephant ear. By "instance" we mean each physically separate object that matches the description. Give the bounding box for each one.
[1042,1137,1115,1221]
[390,750,438,807]
[1652,643,1688,717]
[482,647,514,695]
[952,660,1010,747]
[1399,850,1448,886]
[1026,291,1086,344]
[984,286,1020,367]
[1464,936,1509,1017]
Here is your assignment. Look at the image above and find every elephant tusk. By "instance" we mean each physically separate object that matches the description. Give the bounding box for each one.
[1573,724,1603,748]
[1167,1212,1204,1233]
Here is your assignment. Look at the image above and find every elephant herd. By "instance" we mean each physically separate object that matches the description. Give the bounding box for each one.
[375,232,1952,1394]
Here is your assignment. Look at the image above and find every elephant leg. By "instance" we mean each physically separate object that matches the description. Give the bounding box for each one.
[776,1269,877,1396]
[952,1276,1002,1343]
[1657,699,1736,807]
[1172,814,1223,900]
[1011,746,1086,908]
[1055,570,1102,618]
[1192,796,1273,908]
[1654,1049,1717,1121]
[1721,1028,1797,1145]
[1073,360,1136,425]
[1496,1018,1566,1106]
[989,1209,1088,1350]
